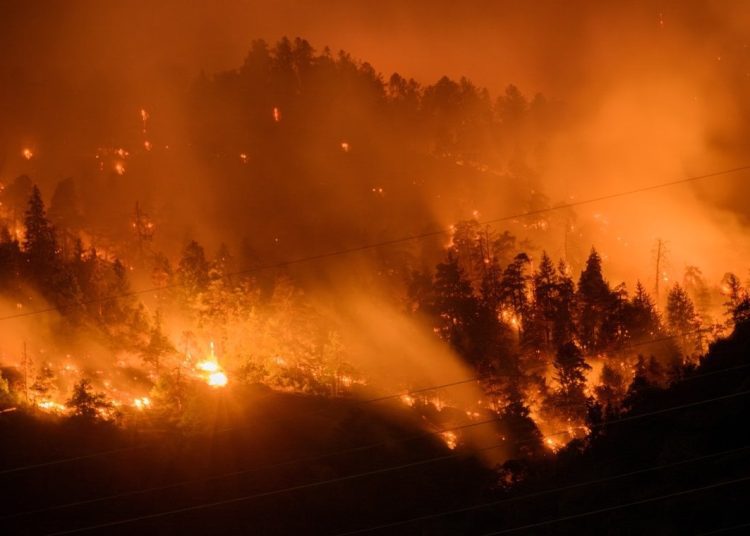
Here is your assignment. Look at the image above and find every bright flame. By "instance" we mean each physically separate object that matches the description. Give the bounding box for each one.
[208,371,228,387]
[273,107,281,122]
[196,360,219,373]
[37,400,67,414]
[441,431,458,449]
[114,162,126,175]
[22,148,33,160]
[133,397,151,410]
[340,141,350,152]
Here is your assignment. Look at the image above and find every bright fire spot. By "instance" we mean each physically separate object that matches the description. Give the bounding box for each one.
[273,107,281,122]
[441,431,458,450]
[208,371,228,387]
[140,108,149,122]
[37,400,67,414]
[239,153,248,163]
[544,437,561,452]
[22,148,33,160]
[133,397,151,410]
[340,141,350,152]
[114,162,126,175]
[197,360,219,373]
[197,342,228,388]
[144,140,152,151]
[400,394,415,407]
[114,148,129,158]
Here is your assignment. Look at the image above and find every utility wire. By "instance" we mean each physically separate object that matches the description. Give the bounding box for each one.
[42,387,750,535]
[1,165,748,323]
[0,326,720,476]
[480,474,750,535]
[333,444,750,535]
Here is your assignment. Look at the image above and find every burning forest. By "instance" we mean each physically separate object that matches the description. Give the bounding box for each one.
[1,1,750,534]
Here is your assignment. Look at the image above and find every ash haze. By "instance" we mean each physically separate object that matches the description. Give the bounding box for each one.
[2,5,750,531]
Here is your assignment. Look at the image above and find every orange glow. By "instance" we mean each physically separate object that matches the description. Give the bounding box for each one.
[114,162,126,175]
[22,148,33,160]
[273,106,281,122]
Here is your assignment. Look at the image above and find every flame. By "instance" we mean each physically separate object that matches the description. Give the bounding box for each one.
[544,437,561,452]
[239,153,248,163]
[114,162,126,175]
[273,107,281,122]
[36,400,67,414]
[441,431,458,449]
[207,371,228,387]
[144,140,152,151]
[340,141,350,152]
[133,397,151,410]
[400,393,415,407]
[22,148,33,160]
[196,341,228,388]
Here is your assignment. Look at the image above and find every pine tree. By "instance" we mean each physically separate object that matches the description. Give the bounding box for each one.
[23,185,59,283]
[67,379,113,421]
[500,253,531,334]
[577,248,611,352]
[666,283,702,357]
[141,311,174,375]
[177,240,210,298]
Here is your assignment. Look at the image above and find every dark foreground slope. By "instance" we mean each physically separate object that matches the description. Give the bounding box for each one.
[1,322,749,535]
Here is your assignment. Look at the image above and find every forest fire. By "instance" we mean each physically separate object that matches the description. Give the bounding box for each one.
[1,4,750,533]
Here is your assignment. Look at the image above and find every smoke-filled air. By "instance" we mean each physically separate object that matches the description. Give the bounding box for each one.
[1,1,750,534]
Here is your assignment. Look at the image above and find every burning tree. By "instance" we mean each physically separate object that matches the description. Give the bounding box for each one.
[67,379,114,421]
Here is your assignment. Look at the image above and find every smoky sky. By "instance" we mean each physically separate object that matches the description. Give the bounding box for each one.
[2,0,750,284]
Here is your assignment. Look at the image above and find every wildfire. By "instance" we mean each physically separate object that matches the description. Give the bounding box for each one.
[441,431,458,450]
[239,153,248,163]
[544,436,561,452]
[144,140,152,151]
[114,162,126,175]
[195,342,228,388]
[22,148,33,160]
[273,106,281,122]
[340,141,350,152]
[36,400,67,414]
[400,393,416,407]
[133,397,151,410]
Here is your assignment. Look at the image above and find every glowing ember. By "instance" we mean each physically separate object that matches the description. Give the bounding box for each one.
[144,140,152,151]
[114,162,126,175]
[400,394,416,407]
[544,437,561,452]
[239,153,248,163]
[340,141,350,152]
[441,431,458,450]
[273,106,281,122]
[22,148,33,160]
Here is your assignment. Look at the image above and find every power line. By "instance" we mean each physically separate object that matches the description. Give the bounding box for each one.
[42,387,750,535]
[698,521,750,535]
[47,442,508,536]
[1,416,505,520]
[12,359,746,522]
[0,326,733,476]
[1,164,748,323]
[481,474,750,535]
[0,326,719,476]
[332,444,750,535]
